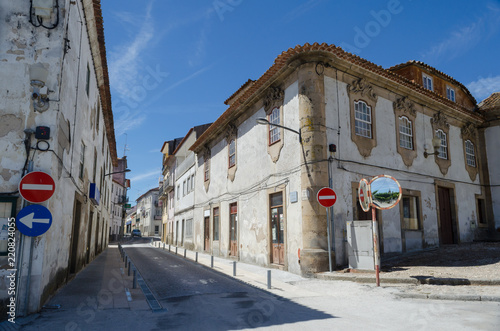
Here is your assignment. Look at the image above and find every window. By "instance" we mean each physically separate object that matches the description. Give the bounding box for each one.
[213,207,219,240]
[422,74,433,91]
[204,157,210,182]
[155,225,159,234]
[176,185,180,200]
[228,139,236,168]
[79,142,85,179]
[402,196,420,230]
[399,116,413,150]
[186,177,190,193]
[183,180,186,196]
[269,107,280,145]
[446,86,455,102]
[465,140,476,167]
[354,101,372,138]
[185,219,193,238]
[86,63,90,96]
[96,104,100,131]
[0,198,16,256]
[191,174,194,191]
[436,129,447,159]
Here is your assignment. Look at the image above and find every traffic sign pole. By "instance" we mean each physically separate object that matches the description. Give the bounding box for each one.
[326,207,332,273]
[372,208,381,287]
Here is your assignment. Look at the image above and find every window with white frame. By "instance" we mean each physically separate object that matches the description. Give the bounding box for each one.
[436,129,447,159]
[228,139,236,168]
[465,140,476,167]
[187,176,191,193]
[269,107,281,145]
[177,185,180,200]
[79,142,85,179]
[446,86,456,102]
[191,174,194,191]
[183,180,186,196]
[354,101,372,138]
[422,74,433,91]
[399,116,413,150]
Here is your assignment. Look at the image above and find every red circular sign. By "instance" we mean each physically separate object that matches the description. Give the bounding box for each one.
[317,187,337,207]
[19,171,55,203]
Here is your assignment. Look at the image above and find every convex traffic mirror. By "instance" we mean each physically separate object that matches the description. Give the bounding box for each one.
[358,175,402,211]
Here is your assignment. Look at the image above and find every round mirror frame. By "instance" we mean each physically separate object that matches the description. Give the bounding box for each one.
[368,175,402,210]
[358,178,371,212]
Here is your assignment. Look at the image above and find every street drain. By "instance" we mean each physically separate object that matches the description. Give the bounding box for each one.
[135,270,165,312]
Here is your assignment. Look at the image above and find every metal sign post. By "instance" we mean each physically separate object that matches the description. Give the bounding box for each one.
[317,187,337,273]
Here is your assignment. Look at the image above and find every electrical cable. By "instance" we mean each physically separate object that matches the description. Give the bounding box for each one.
[29,0,59,30]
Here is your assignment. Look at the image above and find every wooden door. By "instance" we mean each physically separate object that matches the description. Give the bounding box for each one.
[270,192,285,265]
[438,187,454,244]
[204,216,210,251]
[229,203,238,257]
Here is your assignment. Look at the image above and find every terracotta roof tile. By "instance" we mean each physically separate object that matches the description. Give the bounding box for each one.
[478,92,500,111]
[190,43,481,152]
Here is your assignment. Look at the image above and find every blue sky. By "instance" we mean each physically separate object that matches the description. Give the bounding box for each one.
[100,0,500,204]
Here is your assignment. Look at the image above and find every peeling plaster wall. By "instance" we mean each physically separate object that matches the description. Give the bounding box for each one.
[325,73,481,265]
[0,0,115,315]
[485,126,500,229]
[194,81,303,274]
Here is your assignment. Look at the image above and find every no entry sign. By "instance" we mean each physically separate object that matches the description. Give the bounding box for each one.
[317,187,337,208]
[19,171,55,203]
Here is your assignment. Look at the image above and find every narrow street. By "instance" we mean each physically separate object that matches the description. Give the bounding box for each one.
[121,239,500,330]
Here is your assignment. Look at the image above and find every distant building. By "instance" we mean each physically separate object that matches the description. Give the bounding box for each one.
[0,0,116,316]
[159,125,211,248]
[136,188,160,237]
[110,157,129,239]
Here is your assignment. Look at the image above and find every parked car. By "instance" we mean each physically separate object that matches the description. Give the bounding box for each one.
[131,229,141,237]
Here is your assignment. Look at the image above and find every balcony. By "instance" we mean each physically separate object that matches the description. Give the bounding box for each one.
[115,195,128,205]
[175,153,195,178]
[159,176,174,199]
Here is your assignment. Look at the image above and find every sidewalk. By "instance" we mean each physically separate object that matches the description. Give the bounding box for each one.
[4,244,151,330]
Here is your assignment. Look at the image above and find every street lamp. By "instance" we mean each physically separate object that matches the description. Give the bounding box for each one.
[423,136,442,158]
[104,169,131,176]
[256,117,302,143]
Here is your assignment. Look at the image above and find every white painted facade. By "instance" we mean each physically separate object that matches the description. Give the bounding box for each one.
[136,188,160,237]
[188,45,496,275]
[110,180,126,239]
[0,0,116,316]
[484,125,500,229]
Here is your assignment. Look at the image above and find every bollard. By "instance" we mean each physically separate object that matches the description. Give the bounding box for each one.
[184,249,186,258]
[163,243,165,250]
[233,261,237,276]
[128,261,131,276]
[125,256,128,268]
[133,269,137,289]
[175,247,178,255]
[195,252,198,262]
[211,255,214,268]
[267,270,271,289]
[169,245,171,252]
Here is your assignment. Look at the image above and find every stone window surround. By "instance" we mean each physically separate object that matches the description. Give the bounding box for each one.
[430,112,451,175]
[268,107,281,145]
[399,188,423,231]
[348,78,378,158]
[225,124,237,182]
[475,193,487,228]
[393,96,417,167]
[264,86,285,163]
[461,122,479,181]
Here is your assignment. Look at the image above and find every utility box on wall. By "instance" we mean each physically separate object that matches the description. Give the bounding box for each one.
[346,220,375,270]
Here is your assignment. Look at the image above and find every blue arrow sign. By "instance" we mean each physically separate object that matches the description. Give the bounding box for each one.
[16,205,53,237]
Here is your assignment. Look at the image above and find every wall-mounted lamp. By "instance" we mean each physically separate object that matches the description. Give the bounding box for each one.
[256,117,302,143]
[29,63,50,112]
[423,136,442,158]
[104,169,131,177]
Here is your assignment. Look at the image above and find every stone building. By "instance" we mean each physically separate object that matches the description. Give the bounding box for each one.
[189,43,498,275]
[110,157,129,240]
[0,0,116,316]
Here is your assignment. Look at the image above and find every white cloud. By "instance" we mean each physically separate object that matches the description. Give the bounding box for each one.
[421,4,500,63]
[467,75,500,101]
[108,2,155,98]
[129,169,161,183]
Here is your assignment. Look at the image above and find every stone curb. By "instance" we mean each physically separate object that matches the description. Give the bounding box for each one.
[396,292,500,302]
[315,273,500,286]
